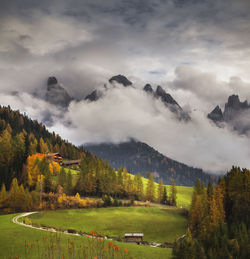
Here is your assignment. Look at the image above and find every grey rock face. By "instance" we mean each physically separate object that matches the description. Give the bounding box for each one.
[208,105,223,122]
[47,77,58,87]
[208,94,250,134]
[45,77,73,107]
[109,75,132,86]
[223,95,249,121]
[85,90,102,102]
[143,84,154,94]
[155,85,181,108]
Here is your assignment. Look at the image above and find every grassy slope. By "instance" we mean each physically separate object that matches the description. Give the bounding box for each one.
[29,207,187,243]
[0,213,171,259]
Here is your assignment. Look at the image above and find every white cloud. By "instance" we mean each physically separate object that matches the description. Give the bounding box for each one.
[48,86,250,173]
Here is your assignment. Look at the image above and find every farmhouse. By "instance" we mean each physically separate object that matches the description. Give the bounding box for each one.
[62,159,81,169]
[124,233,144,244]
[45,153,63,164]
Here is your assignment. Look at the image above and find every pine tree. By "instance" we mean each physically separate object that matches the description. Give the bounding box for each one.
[58,167,66,189]
[0,183,7,207]
[43,171,52,193]
[8,178,20,212]
[18,184,26,210]
[169,178,177,206]
[65,170,73,195]
[146,173,155,202]
[162,186,168,204]
[39,137,49,154]
[135,173,144,201]
[157,179,164,203]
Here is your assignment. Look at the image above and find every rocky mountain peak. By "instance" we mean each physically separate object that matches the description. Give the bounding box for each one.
[47,76,58,87]
[208,105,223,122]
[155,85,180,108]
[226,95,241,109]
[85,90,101,102]
[225,94,249,110]
[109,75,132,87]
[143,84,153,94]
[45,76,73,107]
[155,85,166,96]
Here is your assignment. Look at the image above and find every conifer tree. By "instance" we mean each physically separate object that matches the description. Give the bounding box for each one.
[0,183,7,207]
[43,171,52,193]
[146,172,155,201]
[135,173,144,201]
[65,170,73,195]
[169,178,177,206]
[58,167,66,188]
[157,179,164,203]
[39,137,49,153]
[162,186,168,204]
[8,178,20,212]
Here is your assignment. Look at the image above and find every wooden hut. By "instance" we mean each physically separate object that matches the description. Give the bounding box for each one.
[62,159,81,169]
[124,233,144,244]
[45,153,63,164]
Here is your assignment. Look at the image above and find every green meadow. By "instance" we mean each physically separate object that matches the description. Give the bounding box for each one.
[29,206,188,243]
[0,213,172,259]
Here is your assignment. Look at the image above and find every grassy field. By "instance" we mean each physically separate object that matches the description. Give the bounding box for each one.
[0,213,172,259]
[29,207,187,243]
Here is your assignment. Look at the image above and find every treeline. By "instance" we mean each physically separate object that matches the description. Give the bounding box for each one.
[0,105,85,188]
[172,167,250,259]
[0,105,178,213]
[0,177,105,214]
[56,156,177,204]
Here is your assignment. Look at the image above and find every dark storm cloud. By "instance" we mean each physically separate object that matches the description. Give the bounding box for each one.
[1,0,250,173]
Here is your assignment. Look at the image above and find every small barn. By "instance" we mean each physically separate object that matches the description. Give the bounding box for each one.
[46,153,63,164]
[124,233,144,244]
[62,159,81,169]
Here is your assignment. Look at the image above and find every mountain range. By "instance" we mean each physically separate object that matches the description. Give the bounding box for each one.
[84,139,216,186]
[20,74,249,186]
[208,94,250,134]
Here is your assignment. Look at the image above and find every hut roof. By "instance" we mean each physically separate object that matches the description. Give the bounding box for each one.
[46,153,62,157]
[124,233,144,237]
[63,159,81,165]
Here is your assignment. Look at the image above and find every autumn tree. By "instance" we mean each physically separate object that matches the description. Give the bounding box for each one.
[146,173,155,201]
[157,179,164,203]
[39,138,49,154]
[169,178,177,206]
[65,170,73,195]
[0,183,7,207]
[8,178,20,212]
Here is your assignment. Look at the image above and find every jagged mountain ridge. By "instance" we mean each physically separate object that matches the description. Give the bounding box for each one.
[84,140,216,186]
[45,77,73,107]
[208,94,250,134]
[85,74,189,119]
[41,75,188,119]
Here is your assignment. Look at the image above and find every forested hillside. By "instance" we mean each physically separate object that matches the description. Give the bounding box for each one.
[84,140,216,186]
[173,167,250,259]
[0,106,176,214]
[0,105,85,187]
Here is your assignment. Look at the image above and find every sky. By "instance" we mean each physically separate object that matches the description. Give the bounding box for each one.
[1,0,250,173]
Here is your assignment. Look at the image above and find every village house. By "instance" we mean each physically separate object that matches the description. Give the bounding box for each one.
[45,153,63,164]
[124,233,144,244]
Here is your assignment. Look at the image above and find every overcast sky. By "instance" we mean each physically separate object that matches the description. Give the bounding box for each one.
[1,0,250,173]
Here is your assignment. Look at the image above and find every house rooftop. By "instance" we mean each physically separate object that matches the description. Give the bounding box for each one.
[124,233,144,237]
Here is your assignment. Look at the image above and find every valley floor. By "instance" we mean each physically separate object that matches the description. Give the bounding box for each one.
[0,206,186,259]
